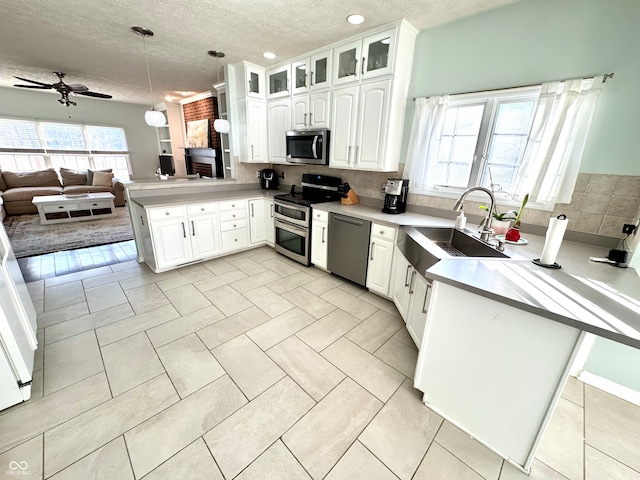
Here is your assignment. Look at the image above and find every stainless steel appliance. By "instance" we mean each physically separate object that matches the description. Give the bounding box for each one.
[260,168,279,190]
[327,213,372,286]
[273,174,342,265]
[382,178,409,214]
[285,129,330,165]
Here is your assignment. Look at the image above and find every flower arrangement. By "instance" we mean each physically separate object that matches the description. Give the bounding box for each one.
[505,193,529,241]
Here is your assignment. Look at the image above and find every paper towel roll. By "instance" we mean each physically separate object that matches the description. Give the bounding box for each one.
[540,214,568,265]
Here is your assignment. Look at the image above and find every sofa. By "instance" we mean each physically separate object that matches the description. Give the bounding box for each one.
[0,168,125,216]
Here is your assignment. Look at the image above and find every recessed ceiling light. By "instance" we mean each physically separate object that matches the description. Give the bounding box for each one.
[263,52,277,60]
[346,14,365,25]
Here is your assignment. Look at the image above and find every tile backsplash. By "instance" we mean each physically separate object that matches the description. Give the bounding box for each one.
[236,159,640,240]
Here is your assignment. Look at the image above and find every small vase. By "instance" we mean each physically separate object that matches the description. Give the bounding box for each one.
[505,226,521,242]
[491,219,511,235]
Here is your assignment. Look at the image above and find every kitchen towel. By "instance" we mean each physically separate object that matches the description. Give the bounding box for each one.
[540,214,568,265]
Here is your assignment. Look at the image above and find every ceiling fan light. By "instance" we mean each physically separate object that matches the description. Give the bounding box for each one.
[213,118,230,134]
[145,109,166,127]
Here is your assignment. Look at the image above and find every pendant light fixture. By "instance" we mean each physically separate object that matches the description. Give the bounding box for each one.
[132,26,167,128]
[208,50,230,134]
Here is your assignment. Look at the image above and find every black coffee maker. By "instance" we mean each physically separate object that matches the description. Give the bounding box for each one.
[382,179,409,214]
[260,169,279,190]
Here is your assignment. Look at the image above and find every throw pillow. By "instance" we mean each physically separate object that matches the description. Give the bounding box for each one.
[92,171,114,186]
[86,168,112,186]
[60,167,87,186]
[0,171,6,191]
[2,168,62,189]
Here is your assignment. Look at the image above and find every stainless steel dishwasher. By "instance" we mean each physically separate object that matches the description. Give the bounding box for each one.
[327,213,371,286]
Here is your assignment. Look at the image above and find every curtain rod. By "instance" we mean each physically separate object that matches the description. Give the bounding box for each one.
[412,72,615,101]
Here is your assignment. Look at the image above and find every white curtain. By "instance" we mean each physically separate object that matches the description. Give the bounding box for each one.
[403,95,449,190]
[512,76,603,205]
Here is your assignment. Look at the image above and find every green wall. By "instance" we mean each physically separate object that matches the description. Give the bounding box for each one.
[403,0,640,176]
[0,87,159,177]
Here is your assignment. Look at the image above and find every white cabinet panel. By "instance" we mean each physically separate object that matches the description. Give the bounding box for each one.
[150,218,192,270]
[265,199,275,245]
[329,86,359,169]
[366,223,396,297]
[406,274,430,348]
[311,213,328,270]
[190,215,221,260]
[291,96,309,130]
[391,246,412,320]
[247,100,268,162]
[249,199,266,244]
[355,80,390,170]
[267,99,290,163]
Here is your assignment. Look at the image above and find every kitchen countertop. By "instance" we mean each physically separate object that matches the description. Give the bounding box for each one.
[125,185,640,350]
[313,201,640,350]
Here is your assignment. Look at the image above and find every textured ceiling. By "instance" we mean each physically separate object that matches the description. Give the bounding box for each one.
[0,0,519,106]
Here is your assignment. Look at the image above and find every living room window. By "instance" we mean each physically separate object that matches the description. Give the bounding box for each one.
[0,118,131,180]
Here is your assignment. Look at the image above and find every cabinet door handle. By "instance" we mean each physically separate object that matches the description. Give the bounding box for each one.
[404,265,412,287]
[181,222,186,238]
[347,146,352,165]
[251,145,254,160]
[270,204,274,217]
[140,215,144,226]
[322,226,325,243]
[251,204,254,217]
[361,56,365,75]
[191,221,195,236]
[355,146,359,164]
[309,112,313,125]
[408,270,417,294]
[310,71,314,86]
[422,283,432,314]
[370,242,375,261]
[303,113,307,126]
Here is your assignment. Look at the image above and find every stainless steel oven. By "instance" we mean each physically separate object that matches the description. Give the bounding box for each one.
[274,217,310,266]
[273,174,343,266]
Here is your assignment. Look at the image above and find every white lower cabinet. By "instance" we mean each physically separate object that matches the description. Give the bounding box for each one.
[390,246,432,348]
[249,198,271,245]
[310,209,328,269]
[219,200,249,253]
[148,203,222,271]
[366,223,396,296]
[187,203,221,260]
[265,198,274,245]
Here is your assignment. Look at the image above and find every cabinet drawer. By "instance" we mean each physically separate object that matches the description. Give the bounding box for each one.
[219,209,247,222]
[220,219,248,232]
[187,203,217,216]
[218,200,246,211]
[221,228,249,251]
[312,210,328,223]
[148,206,185,220]
[42,203,78,212]
[371,223,396,241]
[78,200,112,209]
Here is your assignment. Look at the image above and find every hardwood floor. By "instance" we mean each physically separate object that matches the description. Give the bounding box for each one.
[17,240,138,282]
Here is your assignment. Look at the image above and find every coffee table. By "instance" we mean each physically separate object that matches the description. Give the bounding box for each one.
[32,193,116,225]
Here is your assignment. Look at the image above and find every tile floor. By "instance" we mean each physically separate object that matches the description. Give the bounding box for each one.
[2,245,640,479]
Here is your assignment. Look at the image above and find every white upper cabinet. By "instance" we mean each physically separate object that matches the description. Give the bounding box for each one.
[266,65,291,99]
[330,86,359,169]
[333,39,362,86]
[332,28,396,86]
[310,50,332,90]
[354,80,390,170]
[291,91,331,130]
[245,64,265,99]
[267,99,291,163]
[246,99,268,163]
[292,59,310,95]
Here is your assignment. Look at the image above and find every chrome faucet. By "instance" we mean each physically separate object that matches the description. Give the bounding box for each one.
[452,187,496,242]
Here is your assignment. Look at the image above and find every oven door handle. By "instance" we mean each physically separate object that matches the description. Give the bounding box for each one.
[275,219,308,235]
[312,135,319,159]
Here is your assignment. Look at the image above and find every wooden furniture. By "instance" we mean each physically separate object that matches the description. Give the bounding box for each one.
[32,193,116,224]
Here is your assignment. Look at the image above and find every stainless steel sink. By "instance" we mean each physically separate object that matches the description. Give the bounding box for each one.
[398,226,509,276]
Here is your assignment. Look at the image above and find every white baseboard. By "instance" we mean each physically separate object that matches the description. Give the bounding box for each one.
[577,371,640,407]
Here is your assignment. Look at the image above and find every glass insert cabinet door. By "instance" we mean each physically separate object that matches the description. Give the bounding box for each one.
[245,64,264,98]
[267,65,291,99]
[334,39,361,85]
[362,29,395,79]
[292,59,309,94]
[310,50,331,90]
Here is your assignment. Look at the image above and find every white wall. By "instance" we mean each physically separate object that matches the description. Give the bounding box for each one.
[0,87,159,177]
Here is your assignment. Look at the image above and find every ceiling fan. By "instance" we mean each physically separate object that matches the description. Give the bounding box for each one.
[13,71,112,107]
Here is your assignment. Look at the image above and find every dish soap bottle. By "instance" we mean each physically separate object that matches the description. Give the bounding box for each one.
[455,211,466,229]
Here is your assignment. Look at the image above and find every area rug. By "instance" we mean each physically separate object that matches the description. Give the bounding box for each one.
[3,207,134,258]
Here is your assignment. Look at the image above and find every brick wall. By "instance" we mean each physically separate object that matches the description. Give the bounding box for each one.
[182,97,220,151]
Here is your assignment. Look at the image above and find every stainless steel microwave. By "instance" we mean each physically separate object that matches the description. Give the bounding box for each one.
[285,129,330,165]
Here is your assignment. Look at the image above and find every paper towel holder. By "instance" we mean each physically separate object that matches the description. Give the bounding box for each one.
[532,214,567,269]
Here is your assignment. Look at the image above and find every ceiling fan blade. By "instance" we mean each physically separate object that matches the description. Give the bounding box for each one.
[75,91,112,99]
[67,84,89,92]
[14,84,52,89]
[13,76,52,87]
